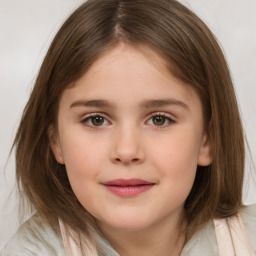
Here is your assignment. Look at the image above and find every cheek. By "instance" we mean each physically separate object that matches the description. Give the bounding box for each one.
[61,137,107,212]
[152,131,200,166]
[60,134,107,189]
[149,131,200,192]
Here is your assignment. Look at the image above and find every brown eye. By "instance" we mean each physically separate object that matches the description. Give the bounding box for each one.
[82,114,109,127]
[91,116,104,126]
[152,116,166,126]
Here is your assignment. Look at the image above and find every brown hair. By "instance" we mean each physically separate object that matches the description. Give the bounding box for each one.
[14,0,244,248]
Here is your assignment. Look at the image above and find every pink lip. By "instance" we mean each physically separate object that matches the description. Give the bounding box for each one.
[102,179,155,197]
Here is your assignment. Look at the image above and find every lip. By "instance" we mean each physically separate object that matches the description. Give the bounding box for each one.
[102,179,155,197]
[103,178,154,186]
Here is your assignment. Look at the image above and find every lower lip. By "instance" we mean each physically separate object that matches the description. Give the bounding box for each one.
[104,184,154,197]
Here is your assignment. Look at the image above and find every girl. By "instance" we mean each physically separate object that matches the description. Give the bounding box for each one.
[1,0,255,255]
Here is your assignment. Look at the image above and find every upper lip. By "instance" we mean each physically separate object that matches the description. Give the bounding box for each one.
[102,179,155,186]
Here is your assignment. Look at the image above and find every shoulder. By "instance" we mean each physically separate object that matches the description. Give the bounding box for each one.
[240,203,256,252]
[0,213,65,256]
[181,220,218,256]
[181,203,256,256]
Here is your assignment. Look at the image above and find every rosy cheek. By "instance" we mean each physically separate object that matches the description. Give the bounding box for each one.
[65,146,105,178]
[151,136,198,174]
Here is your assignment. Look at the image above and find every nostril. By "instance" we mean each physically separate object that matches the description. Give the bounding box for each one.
[114,157,141,164]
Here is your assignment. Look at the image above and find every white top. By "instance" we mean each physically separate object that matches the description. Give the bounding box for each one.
[1,204,256,256]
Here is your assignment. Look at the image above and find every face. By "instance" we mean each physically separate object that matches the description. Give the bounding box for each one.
[49,44,212,233]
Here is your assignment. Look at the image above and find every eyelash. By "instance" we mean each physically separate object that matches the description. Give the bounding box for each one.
[81,112,175,129]
[148,113,174,128]
[81,113,110,129]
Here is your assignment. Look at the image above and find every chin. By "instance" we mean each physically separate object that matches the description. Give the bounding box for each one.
[97,210,157,232]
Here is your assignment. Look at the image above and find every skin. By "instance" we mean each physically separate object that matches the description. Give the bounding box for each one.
[49,44,212,255]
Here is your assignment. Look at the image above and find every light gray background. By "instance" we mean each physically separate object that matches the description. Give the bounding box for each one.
[0,0,255,249]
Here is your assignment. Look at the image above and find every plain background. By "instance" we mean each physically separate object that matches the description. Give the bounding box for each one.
[0,0,256,249]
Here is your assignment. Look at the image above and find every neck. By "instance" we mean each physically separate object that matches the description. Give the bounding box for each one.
[98,210,186,256]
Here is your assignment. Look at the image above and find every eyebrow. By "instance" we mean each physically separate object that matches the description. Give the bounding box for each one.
[70,99,116,109]
[140,99,189,110]
[70,99,189,111]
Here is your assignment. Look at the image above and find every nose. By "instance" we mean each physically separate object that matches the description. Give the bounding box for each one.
[110,126,145,165]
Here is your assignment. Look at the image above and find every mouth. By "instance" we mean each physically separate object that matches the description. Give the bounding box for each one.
[102,179,155,197]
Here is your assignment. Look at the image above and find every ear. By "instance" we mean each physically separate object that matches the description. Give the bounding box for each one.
[197,132,212,166]
[48,125,65,164]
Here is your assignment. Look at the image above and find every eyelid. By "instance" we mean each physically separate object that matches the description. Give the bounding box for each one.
[81,113,111,128]
[80,111,175,129]
[146,112,175,127]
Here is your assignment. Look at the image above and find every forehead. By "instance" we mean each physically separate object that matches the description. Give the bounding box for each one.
[60,44,202,112]
[81,43,174,84]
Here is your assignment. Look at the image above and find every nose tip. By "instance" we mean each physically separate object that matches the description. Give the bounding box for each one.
[110,129,145,165]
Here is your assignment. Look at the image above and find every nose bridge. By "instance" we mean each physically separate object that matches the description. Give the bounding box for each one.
[111,122,145,164]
